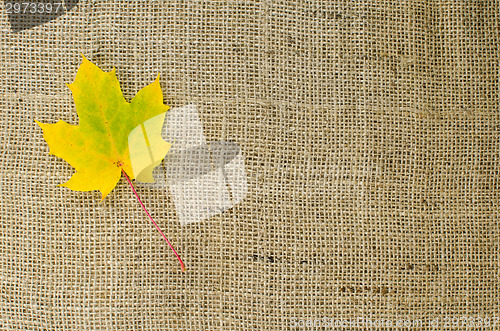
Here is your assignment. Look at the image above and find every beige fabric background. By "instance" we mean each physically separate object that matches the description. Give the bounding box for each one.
[1,1,499,330]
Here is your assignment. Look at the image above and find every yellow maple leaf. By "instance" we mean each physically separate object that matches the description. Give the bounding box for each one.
[36,56,171,200]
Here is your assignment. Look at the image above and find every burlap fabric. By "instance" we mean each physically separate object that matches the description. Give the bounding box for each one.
[1,1,499,330]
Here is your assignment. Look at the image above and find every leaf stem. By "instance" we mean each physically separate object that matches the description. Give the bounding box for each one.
[122,169,185,272]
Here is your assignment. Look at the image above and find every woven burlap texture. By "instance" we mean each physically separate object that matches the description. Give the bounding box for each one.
[1,1,499,330]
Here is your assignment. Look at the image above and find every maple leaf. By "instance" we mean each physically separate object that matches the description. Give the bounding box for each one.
[35,56,171,200]
[35,57,185,271]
